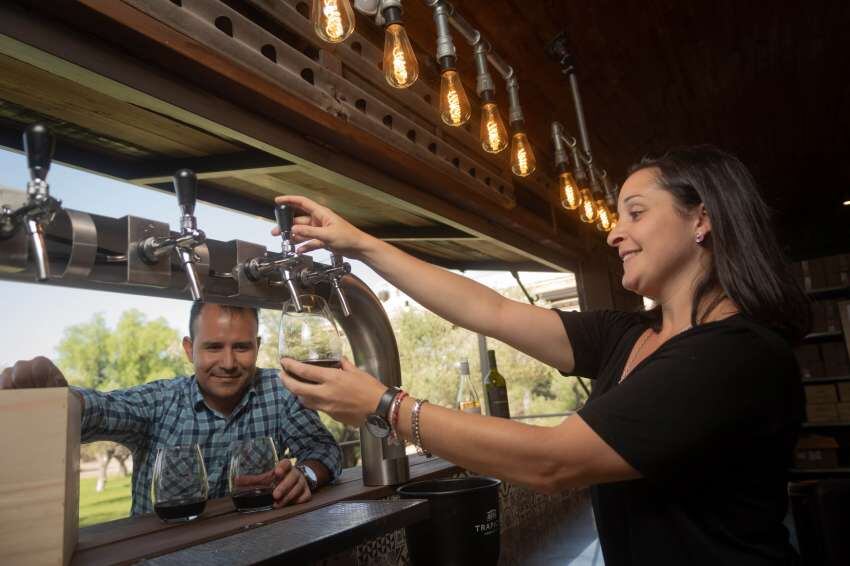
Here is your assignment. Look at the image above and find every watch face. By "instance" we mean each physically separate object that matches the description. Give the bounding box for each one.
[365,414,390,438]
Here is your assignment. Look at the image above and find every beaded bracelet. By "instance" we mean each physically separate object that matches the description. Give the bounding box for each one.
[388,391,409,446]
[411,399,432,457]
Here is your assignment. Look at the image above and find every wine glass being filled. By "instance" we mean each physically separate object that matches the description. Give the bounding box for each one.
[279,294,344,372]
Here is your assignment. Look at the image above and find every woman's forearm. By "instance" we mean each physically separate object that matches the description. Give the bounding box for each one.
[394,397,582,494]
[360,237,510,337]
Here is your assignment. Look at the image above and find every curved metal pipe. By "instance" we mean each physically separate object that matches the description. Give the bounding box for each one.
[324,274,410,486]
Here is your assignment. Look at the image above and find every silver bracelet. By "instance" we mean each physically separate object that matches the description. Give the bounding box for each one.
[412,399,432,457]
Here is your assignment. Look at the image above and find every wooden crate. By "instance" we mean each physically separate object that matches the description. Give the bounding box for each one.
[0,388,81,565]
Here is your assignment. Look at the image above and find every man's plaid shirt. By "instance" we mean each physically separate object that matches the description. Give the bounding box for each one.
[72,368,342,516]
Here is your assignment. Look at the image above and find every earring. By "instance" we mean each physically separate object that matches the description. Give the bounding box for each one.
[695,232,705,244]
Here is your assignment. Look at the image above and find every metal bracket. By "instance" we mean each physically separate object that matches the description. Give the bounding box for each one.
[126,216,171,287]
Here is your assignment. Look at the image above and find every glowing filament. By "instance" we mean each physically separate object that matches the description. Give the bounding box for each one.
[392,45,408,85]
[447,89,462,125]
[322,0,344,41]
[559,172,580,210]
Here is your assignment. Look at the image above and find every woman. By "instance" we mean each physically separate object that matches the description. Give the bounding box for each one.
[276,146,808,565]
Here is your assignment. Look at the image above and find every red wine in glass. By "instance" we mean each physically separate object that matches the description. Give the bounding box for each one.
[154,498,207,521]
[231,488,275,511]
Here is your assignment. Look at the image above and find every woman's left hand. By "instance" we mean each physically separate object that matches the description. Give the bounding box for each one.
[280,357,387,426]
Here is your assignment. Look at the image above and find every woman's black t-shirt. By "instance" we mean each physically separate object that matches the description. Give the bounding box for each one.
[557,310,803,566]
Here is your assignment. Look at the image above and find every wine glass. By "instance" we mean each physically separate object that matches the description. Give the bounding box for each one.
[229,437,279,513]
[279,294,344,372]
[151,444,208,523]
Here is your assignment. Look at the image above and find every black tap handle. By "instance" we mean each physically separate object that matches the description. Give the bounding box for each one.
[23,124,55,182]
[275,204,294,239]
[173,169,197,215]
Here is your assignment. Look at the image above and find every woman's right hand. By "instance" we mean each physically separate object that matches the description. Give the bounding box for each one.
[272,195,373,260]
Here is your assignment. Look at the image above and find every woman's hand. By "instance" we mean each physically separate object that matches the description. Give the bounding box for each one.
[272,195,373,260]
[279,357,387,426]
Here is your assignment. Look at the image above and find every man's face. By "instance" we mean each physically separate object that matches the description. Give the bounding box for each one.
[182,305,260,415]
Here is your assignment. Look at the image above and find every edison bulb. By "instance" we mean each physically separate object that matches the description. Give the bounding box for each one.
[579,188,598,223]
[312,0,355,44]
[439,70,472,126]
[383,24,418,88]
[510,132,537,177]
[608,211,619,231]
[559,171,580,210]
[595,199,613,232]
[480,103,508,153]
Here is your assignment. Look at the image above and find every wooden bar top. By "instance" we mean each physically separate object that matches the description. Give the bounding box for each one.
[141,499,429,565]
[72,456,458,565]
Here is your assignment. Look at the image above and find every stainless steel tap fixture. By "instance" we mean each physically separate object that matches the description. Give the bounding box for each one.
[138,169,206,301]
[301,253,353,318]
[0,124,61,281]
[242,203,305,311]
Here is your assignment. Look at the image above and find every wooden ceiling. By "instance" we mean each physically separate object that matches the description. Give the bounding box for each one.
[394,0,850,258]
[1,0,846,269]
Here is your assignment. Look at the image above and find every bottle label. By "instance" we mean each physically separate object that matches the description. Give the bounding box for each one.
[460,400,482,414]
[487,388,510,418]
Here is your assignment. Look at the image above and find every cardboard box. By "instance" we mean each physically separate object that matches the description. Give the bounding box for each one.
[824,301,841,333]
[806,403,839,422]
[810,302,827,333]
[0,388,81,565]
[805,383,839,404]
[838,382,850,403]
[795,345,823,378]
[794,435,839,469]
[838,402,850,422]
[824,254,850,287]
[821,343,850,377]
[802,259,829,290]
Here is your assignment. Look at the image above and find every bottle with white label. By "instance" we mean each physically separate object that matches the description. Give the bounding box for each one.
[456,359,482,414]
[484,350,510,418]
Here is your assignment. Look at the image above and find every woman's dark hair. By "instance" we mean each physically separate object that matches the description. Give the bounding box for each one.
[631,145,810,342]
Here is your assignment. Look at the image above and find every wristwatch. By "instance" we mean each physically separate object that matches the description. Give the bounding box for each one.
[296,462,319,492]
[365,386,401,438]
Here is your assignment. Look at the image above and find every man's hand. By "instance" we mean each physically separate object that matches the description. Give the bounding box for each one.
[0,357,68,389]
[271,459,311,508]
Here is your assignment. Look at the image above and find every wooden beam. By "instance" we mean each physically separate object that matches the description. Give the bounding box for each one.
[126,151,297,184]
[363,226,478,242]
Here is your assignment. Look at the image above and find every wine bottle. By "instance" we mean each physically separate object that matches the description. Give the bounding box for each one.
[484,350,510,418]
[456,360,481,414]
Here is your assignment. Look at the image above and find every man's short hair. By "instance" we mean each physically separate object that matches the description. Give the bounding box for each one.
[188,302,259,341]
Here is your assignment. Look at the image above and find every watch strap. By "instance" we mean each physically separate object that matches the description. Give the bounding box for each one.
[375,386,401,420]
[296,463,319,491]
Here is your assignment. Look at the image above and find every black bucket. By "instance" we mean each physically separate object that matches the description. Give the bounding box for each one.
[398,477,501,566]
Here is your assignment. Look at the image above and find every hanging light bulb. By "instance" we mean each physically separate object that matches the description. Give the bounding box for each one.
[510,129,537,177]
[439,69,472,127]
[579,188,598,223]
[558,167,581,210]
[312,0,355,44]
[608,211,619,231]
[381,3,418,89]
[595,199,613,232]
[480,102,508,153]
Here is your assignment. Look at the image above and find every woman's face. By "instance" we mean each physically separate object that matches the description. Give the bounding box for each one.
[606,168,706,300]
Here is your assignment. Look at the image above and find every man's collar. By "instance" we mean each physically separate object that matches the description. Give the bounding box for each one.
[191,371,260,417]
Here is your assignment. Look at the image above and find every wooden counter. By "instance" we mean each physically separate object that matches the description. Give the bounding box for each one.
[72,456,459,565]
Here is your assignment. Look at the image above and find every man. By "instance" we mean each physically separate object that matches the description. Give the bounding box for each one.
[0,302,342,515]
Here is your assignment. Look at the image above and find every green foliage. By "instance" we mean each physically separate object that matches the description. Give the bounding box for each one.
[56,309,191,390]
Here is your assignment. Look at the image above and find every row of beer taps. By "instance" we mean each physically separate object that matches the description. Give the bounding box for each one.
[0,124,351,315]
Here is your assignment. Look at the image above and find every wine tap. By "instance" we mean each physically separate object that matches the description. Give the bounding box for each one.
[138,169,206,301]
[301,253,352,317]
[242,204,304,311]
[0,124,62,281]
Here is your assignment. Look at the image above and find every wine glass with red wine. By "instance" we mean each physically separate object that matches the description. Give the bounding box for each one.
[279,294,343,373]
[151,444,208,523]
[229,437,279,512]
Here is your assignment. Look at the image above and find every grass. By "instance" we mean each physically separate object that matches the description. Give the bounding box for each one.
[78,475,133,527]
